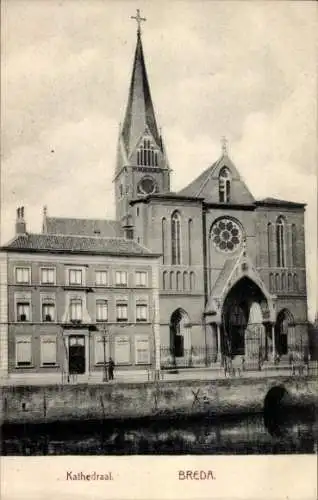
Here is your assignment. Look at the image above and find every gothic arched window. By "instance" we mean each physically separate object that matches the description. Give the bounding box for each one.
[292,224,297,267]
[276,216,286,267]
[176,271,181,291]
[219,167,231,203]
[190,272,195,291]
[183,271,188,291]
[171,211,181,265]
[267,222,272,267]
[163,271,168,290]
[169,271,174,289]
[188,219,193,265]
[162,218,167,264]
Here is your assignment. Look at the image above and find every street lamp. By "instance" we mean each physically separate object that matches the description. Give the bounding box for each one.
[102,325,108,382]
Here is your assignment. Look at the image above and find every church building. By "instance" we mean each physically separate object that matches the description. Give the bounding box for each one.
[0,16,309,381]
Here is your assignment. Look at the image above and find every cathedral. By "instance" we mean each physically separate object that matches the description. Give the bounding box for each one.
[0,17,309,380]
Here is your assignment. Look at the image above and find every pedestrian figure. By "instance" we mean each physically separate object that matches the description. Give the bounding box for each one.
[108,357,115,380]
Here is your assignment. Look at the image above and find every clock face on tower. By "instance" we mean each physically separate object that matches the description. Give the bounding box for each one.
[137,176,158,195]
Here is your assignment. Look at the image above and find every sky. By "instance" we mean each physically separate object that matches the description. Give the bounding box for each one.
[1,0,317,320]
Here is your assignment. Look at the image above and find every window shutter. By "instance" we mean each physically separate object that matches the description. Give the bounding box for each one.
[16,337,32,366]
[114,336,130,364]
[41,336,57,365]
[135,336,150,364]
[94,335,109,364]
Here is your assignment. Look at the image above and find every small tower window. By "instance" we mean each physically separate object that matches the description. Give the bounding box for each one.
[137,139,158,167]
[219,167,231,203]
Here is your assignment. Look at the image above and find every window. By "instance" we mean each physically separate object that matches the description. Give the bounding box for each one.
[69,269,82,285]
[15,267,30,284]
[267,223,272,267]
[116,302,128,322]
[183,271,188,291]
[70,298,82,321]
[169,271,174,289]
[96,299,108,322]
[276,216,286,267]
[135,335,150,364]
[211,218,242,253]
[17,302,30,322]
[136,207,140,216]
[171,211,181,265]
[188,219,193,265]
[136,304,148,322]
[190,272,195,291]
[292,224,297,267]
[115,271,127,286]
[137,139,158,167]
[293,273,298,291]
[176,271,181,291]
[40,336,57,366]
[135,271,147,287]
[94,334,109,365]
[41,268,55,284]
[95,270,108,286]
[16,336,32,367]
[42,302,55,322]
[163,271,168,290]
[219,167,231,203]
[114,336,130,364]
[162,218,167,264]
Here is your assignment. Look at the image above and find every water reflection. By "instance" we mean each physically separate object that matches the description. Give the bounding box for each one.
[2,410,317,455]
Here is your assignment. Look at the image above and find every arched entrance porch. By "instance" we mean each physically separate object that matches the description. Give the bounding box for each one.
[219,277,272,363]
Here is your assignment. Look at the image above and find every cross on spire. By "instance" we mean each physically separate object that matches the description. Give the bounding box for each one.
[221,136,228,156]
[131,9,146,35]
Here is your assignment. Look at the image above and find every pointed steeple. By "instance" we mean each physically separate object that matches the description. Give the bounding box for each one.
[121,29,161,156]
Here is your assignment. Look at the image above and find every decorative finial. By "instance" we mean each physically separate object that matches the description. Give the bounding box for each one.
[131,9,146,35]
[43,205,47,217]
[221,136,228,156]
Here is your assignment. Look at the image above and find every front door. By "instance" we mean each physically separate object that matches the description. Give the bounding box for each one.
[69,335,85,374]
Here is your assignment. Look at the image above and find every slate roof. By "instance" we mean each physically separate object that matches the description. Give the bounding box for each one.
[178,161,219,198]
[121,32,161,159]
[44,217,123,237]
[1,233,157,257]
[256,197,306,208]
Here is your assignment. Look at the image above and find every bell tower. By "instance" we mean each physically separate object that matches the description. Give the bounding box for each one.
[114,10,170,224]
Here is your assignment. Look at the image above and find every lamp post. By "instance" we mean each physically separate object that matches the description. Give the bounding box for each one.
[102,325,108,382]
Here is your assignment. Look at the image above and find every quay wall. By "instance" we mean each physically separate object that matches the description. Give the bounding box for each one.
[1,376,317,425]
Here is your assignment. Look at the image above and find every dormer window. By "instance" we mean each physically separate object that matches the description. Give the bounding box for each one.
[219,167,231,203]
[137,139,158,167]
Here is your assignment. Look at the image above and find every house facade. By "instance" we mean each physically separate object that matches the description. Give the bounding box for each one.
[0,224,160,382]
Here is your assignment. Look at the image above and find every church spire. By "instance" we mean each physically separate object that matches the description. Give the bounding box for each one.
[121,10,161,157]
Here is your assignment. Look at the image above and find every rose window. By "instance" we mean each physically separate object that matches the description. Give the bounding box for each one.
[211,218,242,252]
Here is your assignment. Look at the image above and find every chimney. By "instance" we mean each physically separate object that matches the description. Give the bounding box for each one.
[15,206,27,234]
[42,205,48,233]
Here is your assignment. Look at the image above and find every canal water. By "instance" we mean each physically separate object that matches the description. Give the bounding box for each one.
[1,407,317,455]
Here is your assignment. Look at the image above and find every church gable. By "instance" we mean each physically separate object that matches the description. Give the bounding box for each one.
[128,128,162,168]
[179,155,255,205]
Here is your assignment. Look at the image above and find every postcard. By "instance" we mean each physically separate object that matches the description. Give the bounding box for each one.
[1,1,317,500]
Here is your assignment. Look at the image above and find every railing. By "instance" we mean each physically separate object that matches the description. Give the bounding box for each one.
[160,341,318,376]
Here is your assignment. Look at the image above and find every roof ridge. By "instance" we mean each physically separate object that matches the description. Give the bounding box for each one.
[22,232,130,241]
[46,216,118,223]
